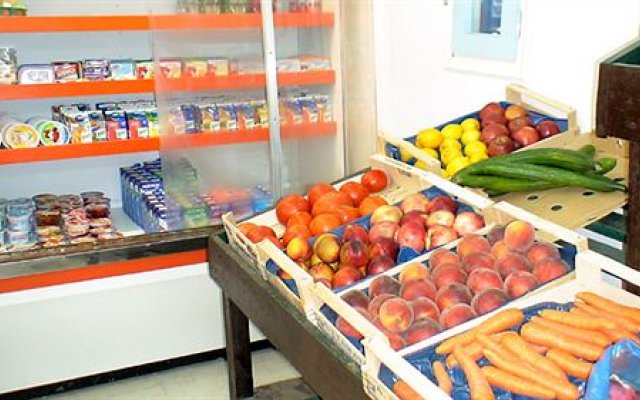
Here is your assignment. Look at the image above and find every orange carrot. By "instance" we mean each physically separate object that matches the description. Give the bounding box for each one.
[576,291,640,324]
[546,348,593,380]
[574,301,640,333]
[526,341,549,355]
[538,309,617,330]
[475,333,520,362]
[501,333,567,381]
[520,322,604,362]
[392,380,422,400]
[569,307,640,344]
[483,348,579,400]
[445,332,511,368]
[454,345,495,400]
[437,309,524,354]
[530,316,612,347]
[481,366,555,400]
[433,361,452,395]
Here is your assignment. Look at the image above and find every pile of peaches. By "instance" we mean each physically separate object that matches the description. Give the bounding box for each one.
[335,219,571,350]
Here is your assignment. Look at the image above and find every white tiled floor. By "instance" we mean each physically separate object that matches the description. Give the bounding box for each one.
[39,349,301,400]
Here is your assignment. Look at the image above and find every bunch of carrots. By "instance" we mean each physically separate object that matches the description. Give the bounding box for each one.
[392,292,640,400]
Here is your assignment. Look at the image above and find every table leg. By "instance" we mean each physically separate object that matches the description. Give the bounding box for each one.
[223,293,254,400]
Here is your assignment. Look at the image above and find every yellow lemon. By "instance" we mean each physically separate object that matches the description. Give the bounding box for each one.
[415,158,439,171]
[461,118,481,132]
[464,141,488,157]
[441,169,451,179]
[441,124,464,140]
[469,153,489,163]
[446,156,471,176]
[421,147,439,159]
[440,148,463,165]
[440,137,463,151]
[416,128,443,149]
[399,146,414,162]
[461,130,481,146]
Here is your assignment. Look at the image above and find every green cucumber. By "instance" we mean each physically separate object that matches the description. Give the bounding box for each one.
[578,144,597,159]
[594,158,618,175]
[464,148,596,173]
[452,174,565,193]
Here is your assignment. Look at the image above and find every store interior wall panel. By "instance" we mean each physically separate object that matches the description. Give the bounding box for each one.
[24,0,176,16]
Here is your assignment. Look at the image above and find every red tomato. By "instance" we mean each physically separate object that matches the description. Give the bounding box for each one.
[311,191,354,216]
[245,226,277,243]
[309,214,343,236]
[358,196,388,216]
[276,194,310,225]
[238,222,258,237]
[287,211,313,228]
[330,205,360,224]
[339,181,370,207]
[265,236,285,250]
[361,169,389,193]
[307,183,336,206]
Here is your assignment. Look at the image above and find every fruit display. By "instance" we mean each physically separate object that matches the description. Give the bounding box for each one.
[386,292,640,400]
[385,101,568,179]
[453,146,625,196]
[331,219,574,351]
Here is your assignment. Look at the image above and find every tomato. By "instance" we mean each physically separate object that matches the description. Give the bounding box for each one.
[276,194,310,225]
[309,214,343,236]
[307,183,336,206]
[245,226,277,243]
[339,181,370,207]
[264,235,285,250]
[361,169,389,193]
[238,222,258,237]
[358,196,388,216]
[330,205,360,224]
[287,211,313,228]
[311,191,354,216]
[282,224,313,245]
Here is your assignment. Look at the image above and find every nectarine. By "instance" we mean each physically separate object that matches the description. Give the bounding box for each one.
[400,193,430,214]
[332,267,363,288]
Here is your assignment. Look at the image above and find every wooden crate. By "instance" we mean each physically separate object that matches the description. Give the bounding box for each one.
[377,83,578,177]
[360,249,640,400]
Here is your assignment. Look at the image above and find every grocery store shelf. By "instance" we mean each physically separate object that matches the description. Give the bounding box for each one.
[0,137,160,165]
[163,122,337,149]
[0,13,334,33]
[0,71,335,101]
[112,208,146,237]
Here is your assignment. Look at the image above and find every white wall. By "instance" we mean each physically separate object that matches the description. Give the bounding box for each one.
[373,0,640,137]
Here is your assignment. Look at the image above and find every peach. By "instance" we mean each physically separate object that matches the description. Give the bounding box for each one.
[457,234,491,258]
[426,210,455,228]
[426,196,457,214]
[462,251,496,273]
[336,307,371,339]
[309,263,334,282]
[371,205,403,225]
[341,290,370,310]
[378,298,414,333]
[396,222,426,253]
[313,233,341,263]
[411,297,440,322]
[368,221,400,242]
[369,275,401,298]
[373,319,407,350]
[504,271,540,298]
[399,279,437,301]
[369,237,399,260]
[331,267,363,288]
[453,212,485,236]
[487,224,505,244]
[429,248,461,269]
[368,294,396,316]
[400,193,430,214]
[286,236,312,262]
[398,262,430,284]
[496,252,532,279]
[439,303,477,329]
[339,240,369,267]
[503,220,536,252]
[435,283,472,311]
[400,211,427,228]
[504,104,528,121]
[367,255,396,276]
[425,226,459,250]
[466,268,503,295]
[431,263,467,289]
[471,288,509,315]
[341,224,369,245]
[491,240,510,260]
[533,258,569,283]
[405,319,443,345]
[526,242,560,265]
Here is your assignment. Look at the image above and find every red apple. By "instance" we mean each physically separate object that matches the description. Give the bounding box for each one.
[481,114,508,128]
[535,120,561,139]
[512,126,540,147]
[479,102,504,120]
[369,221,400,242]
[488,135,515,157]
[400,193,430,214]
[426,196,457,214]
[480,124,509,144]
[508,116,532,135]
[396,222,426,253]
[332,267,363,288]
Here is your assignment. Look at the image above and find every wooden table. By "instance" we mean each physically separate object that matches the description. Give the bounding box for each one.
[208,233,369,400]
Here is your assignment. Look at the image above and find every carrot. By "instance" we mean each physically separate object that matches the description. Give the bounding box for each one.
[437,309,524,354]
[520,322,604,362]
[454,345,495,400]
[576,291,640,324]
[526,341,549,355]
[569,307,639,344]
[530,316,612,347]
[483,348,579,400]
[433,361,452,395]
[475,333,520,362]
[481,366,555,400]
[445,332,511,368]
[501,333,567,381]
[574,301,640,333]
[392,380,422,400]
[546,348,593,380]
[538,309,617,330]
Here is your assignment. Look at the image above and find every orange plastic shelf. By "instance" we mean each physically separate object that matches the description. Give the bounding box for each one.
[0,13,334,33]
[0,71,334,100]
[0,137,160,165]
